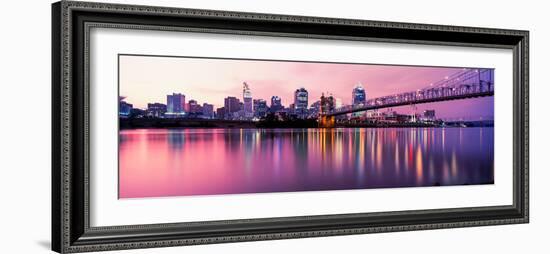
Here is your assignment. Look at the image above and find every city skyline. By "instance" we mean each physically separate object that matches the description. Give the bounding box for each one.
[118,55,495,198]
[119,55,494,119]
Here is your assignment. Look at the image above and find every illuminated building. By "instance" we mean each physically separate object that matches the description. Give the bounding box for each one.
[188,99,201,114]
[270,96,283,112]
[253,99,268,118]
[242,82,253,118]
[352,83,367,105]
[166,93,185,117]
[119,96,133,118]
[294,87,308,118]
[146,103,166,118]
[202,103,214,119]
[224,96,240,119]
[352,84,366,118]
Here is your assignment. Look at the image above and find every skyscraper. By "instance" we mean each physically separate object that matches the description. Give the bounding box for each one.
[294,87,308,118]
[352,84,367,118]
[224,96,240,119]
[253,99,268,118]
[166,93,185,117]
[187,99,201,114]
[202,103,214,119]
[352,83,367,105]
[216,107,225,119]
[270,96,283,112]
[242,82,253,118]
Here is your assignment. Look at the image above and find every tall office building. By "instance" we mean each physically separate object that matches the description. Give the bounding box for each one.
[188,99,201,114]
[202,103,214,119]
[352,83,367,105]
[270,96,283,112]
[166,93,185,116]
[224,96,240,119]
[242,82,253,118]
[294,87,308,118]
[216,107,225,119]
[253,99,268,118]
[352,84,367,118]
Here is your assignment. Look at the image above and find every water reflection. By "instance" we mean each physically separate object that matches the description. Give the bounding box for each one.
[119,128,494,198]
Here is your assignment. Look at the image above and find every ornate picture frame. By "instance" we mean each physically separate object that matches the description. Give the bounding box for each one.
[52,1,529,253]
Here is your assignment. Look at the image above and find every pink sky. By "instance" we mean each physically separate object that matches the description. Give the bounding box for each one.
[119,55,493,119]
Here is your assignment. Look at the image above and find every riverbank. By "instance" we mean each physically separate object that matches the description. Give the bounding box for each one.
[120,118,493,129]
[119,118,257,129]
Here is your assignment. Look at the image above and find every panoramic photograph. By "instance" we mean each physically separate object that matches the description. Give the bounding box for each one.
[118,54,495,199]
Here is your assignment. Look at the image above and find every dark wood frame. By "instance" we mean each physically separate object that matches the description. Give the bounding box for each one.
[52,1,529,253]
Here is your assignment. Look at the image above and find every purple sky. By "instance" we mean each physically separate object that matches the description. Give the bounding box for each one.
[119,55,494,119]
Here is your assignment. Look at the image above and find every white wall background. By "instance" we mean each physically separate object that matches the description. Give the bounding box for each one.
[0,0,547,253]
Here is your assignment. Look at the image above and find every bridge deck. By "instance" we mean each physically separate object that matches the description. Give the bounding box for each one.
[327,91,493,116]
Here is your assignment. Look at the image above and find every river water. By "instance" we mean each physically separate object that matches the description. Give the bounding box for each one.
[119,127,494,198]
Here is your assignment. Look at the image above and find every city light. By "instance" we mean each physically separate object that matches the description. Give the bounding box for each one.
[120,68,494,128]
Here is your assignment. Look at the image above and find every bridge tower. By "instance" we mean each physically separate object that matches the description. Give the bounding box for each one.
[319,115,335,128]
[318,93,336,128]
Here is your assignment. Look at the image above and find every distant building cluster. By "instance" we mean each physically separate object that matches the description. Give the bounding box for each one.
[360,110,437,124]
[118,82,437,124]
[120,82,315,120]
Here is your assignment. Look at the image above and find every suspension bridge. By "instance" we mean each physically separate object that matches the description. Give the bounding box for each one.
[319,68,494,127]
